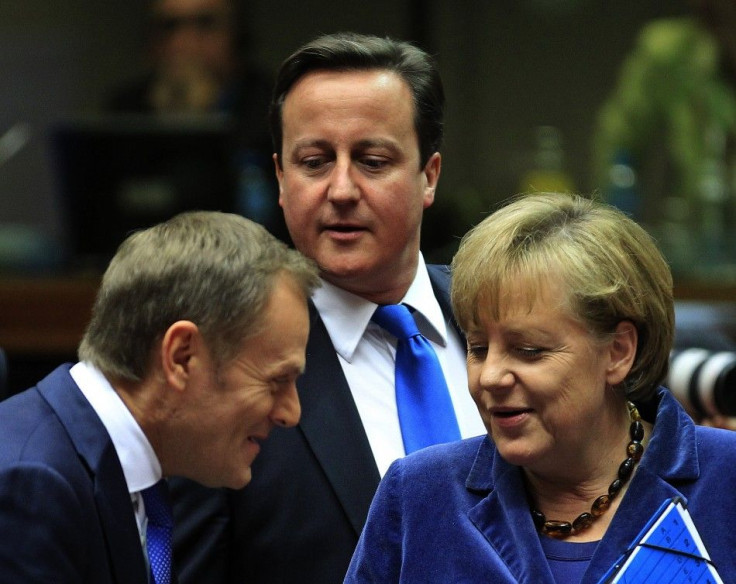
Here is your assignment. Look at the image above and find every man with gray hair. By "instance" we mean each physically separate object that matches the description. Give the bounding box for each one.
[0,211,318,583]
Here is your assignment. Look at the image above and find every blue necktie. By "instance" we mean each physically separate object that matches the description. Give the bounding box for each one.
[372,304,461,453]
[140,480,173,584]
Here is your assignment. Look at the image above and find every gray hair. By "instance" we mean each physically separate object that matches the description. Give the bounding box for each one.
[79,211,319,381]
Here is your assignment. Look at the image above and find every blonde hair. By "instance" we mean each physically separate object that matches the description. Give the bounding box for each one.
[451,192,674,401]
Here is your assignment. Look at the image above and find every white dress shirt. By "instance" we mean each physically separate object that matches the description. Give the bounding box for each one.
[70,361,162,551]
[312,254,485,477]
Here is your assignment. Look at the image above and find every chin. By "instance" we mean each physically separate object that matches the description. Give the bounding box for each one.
[494,438,538,468]
[321,267,373,291]
[320,253,371,273]
[227,468,253,490]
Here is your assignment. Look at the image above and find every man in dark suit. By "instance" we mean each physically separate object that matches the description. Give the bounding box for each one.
[172,32,486,584]
[0,211,318,583]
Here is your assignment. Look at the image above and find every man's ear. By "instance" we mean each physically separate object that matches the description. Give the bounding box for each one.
[160,320,200,392]
[422,152,441,209]
[274,153,285,207]
[606,320,638,386]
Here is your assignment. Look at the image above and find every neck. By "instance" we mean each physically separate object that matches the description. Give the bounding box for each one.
[321,266,418,305]
[531,397,632,487]
[112,375,169,469]
[527,401,647,539]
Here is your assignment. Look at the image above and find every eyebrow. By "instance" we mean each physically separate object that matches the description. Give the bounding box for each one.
[290,139,330,151]
[469,324,555,341]
[290,138,401,152]
[272,360,306,377]
[353,138,401,152]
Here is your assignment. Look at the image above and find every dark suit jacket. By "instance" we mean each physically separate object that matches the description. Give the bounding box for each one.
[171,265,459,584]
[345,389,736,583]
[0,365,148,583]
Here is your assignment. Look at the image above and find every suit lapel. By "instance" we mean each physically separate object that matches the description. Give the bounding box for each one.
[427,264,461,336]
[466,443,556,583]
[37,366,149,584]
[297,303,381,535]
[297,266,458,537]
[93,444,153,584]
[466,449,680,584]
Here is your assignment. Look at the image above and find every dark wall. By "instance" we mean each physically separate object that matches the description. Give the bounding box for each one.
[0,0,148,244]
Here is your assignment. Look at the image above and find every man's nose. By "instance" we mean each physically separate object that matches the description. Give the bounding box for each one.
[271,383,301,428]
[327,159,360,203]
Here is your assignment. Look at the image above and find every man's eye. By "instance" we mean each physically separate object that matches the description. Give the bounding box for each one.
[302,157,325,170]
[361,157,388,170]
[272,371,301,387]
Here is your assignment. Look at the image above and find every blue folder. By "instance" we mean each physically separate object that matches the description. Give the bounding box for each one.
[597,497,723,583]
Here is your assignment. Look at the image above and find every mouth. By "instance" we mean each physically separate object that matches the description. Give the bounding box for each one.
[322,222,367,236]
[247,434,267,450]
[491,407,533,419]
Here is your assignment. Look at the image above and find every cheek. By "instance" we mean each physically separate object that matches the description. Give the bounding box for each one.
[235,392,274,423]
[465,362,481,392]
[465,353,488,382]
[281,179,317,217]
[466,367,491,411]
[279,195,310,237]
[370,187,423,236]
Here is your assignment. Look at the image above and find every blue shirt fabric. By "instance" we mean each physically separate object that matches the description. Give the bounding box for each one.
[539,536,598,584]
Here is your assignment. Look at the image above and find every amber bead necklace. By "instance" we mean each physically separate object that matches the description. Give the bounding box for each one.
[530,401,645,539]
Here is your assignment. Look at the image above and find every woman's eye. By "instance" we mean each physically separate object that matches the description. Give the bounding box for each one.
[516,347,543,359]
[467,345,488,359]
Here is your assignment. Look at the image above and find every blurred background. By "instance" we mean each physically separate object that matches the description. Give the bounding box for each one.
[6,0,736,395]
[1,0,700,266]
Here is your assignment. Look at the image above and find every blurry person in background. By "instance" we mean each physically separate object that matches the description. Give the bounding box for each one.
[109,0,269,123]
[107,0,288,242]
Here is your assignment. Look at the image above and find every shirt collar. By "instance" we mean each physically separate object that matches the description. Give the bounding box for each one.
[70,361,162,493]
[311,253,449,363]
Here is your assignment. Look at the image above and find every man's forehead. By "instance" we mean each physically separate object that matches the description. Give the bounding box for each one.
[287,68,409,99]
[282,70,414,125]
[152,0,230,16]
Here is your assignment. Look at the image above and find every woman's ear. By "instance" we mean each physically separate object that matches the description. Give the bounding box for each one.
[160,320,200,392]
[606,320,638,386]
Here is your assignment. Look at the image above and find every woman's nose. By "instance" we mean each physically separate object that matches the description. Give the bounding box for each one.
[478,355,515,390]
